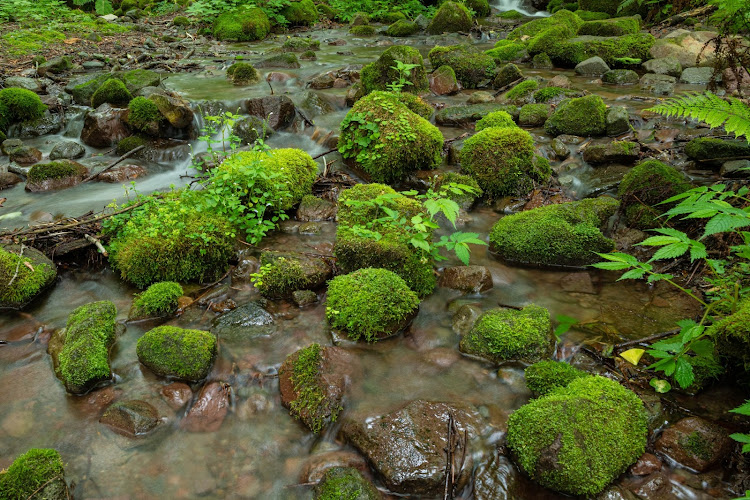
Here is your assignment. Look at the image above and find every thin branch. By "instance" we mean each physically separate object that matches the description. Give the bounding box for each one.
[7,244,25,287]
[82,145,145,183]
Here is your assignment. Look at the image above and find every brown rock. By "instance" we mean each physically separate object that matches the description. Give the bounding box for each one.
[81,104,130,148]
[181,381,231,432]
[97,164,147,182]
[298,450,368,483]
[161,382,192,410]
[25,161,88,192]
[0,172,22,189]
[560,272,595,294]
[429,67,461,95]
[549,75,571,88]
[439,265,493,293]
[629,452,662,476]
[297,195,337,221]
[100,400,160,437]
[242,95,297,130]
[654,417,732,472]
[9,146,42,166]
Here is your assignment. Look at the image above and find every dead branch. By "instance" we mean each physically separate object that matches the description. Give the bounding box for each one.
[82,145,145,183]
[7,244,25,287]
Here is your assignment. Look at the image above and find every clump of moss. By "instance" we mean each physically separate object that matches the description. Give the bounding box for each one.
[685,137,750,164]
[0,88,47,126]
[127,96,163,132]
[525,360,589,396]
[475,110,517,131]
[349,25,376,36]
[485,40,527,64]
[316,3,336,19]
[57,301,118,394]
[395,91,433,119]
[506,376,648,495]
[315,467,380,500]
[706,300,750,377]
[519,103,550,126]
[507,8,582,40]
[386,19,419,37]
[281,0,318,26]
[131,281,183,318]
[544,94,607,136]
[578,16,641,36]
[427,1,473,34]
[338,91,443,184]
[460,126,549,198]
[428,45,497,89]
[533,86,567,103]
[575,10,611,20]
[282,37,320,51]
[617,160,692,229]
[326,268,420,342]
[27,160,86,183]
[116,135,148,156]
[460,305,552,363]
[548,33,655,67]
[226,62,260,86]
[375,11,405,23]
[494,63,523,88]
[91,78,132,108]
[251,251,330,298]
[136,325,216,381]
[0,245,56,309]
[172,15,191,26]
[359,45,429,94]
[0,449,66,499]
[213,7,270,41]
[503,79,539,104]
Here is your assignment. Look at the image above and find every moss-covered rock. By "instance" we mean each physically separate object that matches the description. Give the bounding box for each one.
[282,0,318,26]
[327,268,420,342]
[575,9,611,20]
[26,160,88,192]
[506,376,648,495]
[532,52,554,69]
[338,91,442,183]
[172,15,191,26]
[436,103,519,126]
[130,281,183,319]
[465,0,490,17]
[316,3,336,19]
[685,137,750,166]
[583,140,640,164]
[507,9,582,41]
[213,7,271,41]
[126,96,163,134]
[493,63,523,88]
[460,127,550,198]
[460,305,553,363]
[548,33,655,67]
[617,160,692,229]
[315,467,380,500]
[0,244,56,309]
[489,197,619,267]
[0,449,67,500]
[519,103,550,127]
[429,45,496,88]
[578,0,638,15]
[349,12,369,25]
[544,94,607,136]
[119,69,161,94]
[231,115,273,146]
[386,19,419,37]
[475,110,517,131]
[501,79,539,105]
[281,36,320,52]
[0,88,47,129]
[360,45,429,94]
[226,62,260,86]
[349,25,376,36]
[485,40,528,64]
[524,360,589,396]
[706,300,750,377]
[136,325,217,381]
[54,301,118,394]
[427,1,473,34]
[395,92,433,119]
[252,250,331,299]
[578,16,641,36]
[91,78,133,108]
[115,134,149,156]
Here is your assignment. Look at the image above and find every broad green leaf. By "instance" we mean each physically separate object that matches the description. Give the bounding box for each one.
[618,268,646,280]
[591,261,633,271]
[674,357,695,388]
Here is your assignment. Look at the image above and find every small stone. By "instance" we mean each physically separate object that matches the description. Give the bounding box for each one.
[629,452,662,476]
[439,266,493,293]
[49,141,86,160]
[100,400,160,437]
[467,91,494,104]
[640,73,676,96]
[292,290,318,307]
[298,222,322,234]
[606,106,630,136]
[603,69,639,85]
[575,56,610,76]
[181,381,231,433]
[642,56,682,77]
[654,417,732,472]
[452,303,482,335]
[161,382,192,410]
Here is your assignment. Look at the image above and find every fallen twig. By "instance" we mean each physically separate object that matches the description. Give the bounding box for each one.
[84,234,108,256]
[82,145,145,183]
[7,244,25,287]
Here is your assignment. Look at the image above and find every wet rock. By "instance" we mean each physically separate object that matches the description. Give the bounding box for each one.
[439,265,492,293]
[603,69,639,85]
[9,111,64,139]
[181,381,231,432]
[26,160,88,192]
[473,453,521,500]
[100,400,160,437]
[0,171,22,189]
[575,56,610,76]
[299,222,321,234]
[314,467,380,500]
[297,195,336,221]
[137,326,216,382]
[583,141,640,165]
[452,303,482,335]
[3,76,42,92]
[212,302,276,340]
[232,115,274,146]
[231,255,260,283]
[49,140,86,160]
[242,95,297,130]
[654,417,732,472]
[149,92,194,130]
[161,382,192,410]
[639,73,676,95]
[642,56,682,77]
[309,72,336,89]
[606,106,630,136]
[81,104,130,147]
[679,66,717,85]
[549,74,571,88]
[435,103,518,127]
[1,244,57,309]
[257,53,301,69]
[468,91,495,104]
[299,450,368,483]
[7,144,41,166]
[626,471,672,498]
[255,250,332,298]
[560,272,595,294]
[341,399,480,496]
[721,159,750,178]
[97,164,147,182]
[292,289,318,307]
[550,138,570,159]
[300,90,334,117]
[430,65,461,95]
[629,452,662,476]
[38,56,73,76]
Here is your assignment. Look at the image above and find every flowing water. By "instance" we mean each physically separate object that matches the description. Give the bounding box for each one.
[492,0,549,17]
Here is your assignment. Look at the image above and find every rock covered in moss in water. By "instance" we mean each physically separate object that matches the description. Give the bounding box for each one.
[0,88,47,127]
[427,1,472,34]
[359,45,429,94]
[281,0,318,26]
[231,115,273,146]
[583,140,640,164]
[494,63,523,88]
[489,198,618,267]
[126,96,163,134]
[685,137,750,167]
[578,15,641,36]
[51,301,118,394]
[548,34,656,67]
[0,244,56,309]
[518,103,550,127]
[226,62,260,85]
[460,127,550,198]
[436,103,519,127]
[459,305,553,363]
[386,19,419,37]
[486,40,528,65]
[314,467,380,500]
[297,194,337,221]
[91,78,133,108]
[507,376,647,495]
[349,25,376,36]
[428,45,496,89]
[148,92,194,131]
[602,68,640,84]
[524,360,589,396]
[252,250,331,299]
[545,94,607,136]
[129,281,183,320]
[213,7,270,41]
[706,299,750,380]
[0,448,68,499]
[429,65,461,95]
[257,53,301,69]
[430,171,483,209]
[654,417,733,472]
[338,91,442,183]
[136,325,217,382]
[25,160,89,192]
[475,110,517,131]
[501,79,539,105]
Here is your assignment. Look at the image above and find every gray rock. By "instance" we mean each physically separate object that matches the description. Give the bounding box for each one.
[575,56,610,76]
[603,69,639,85]
[299,90,334,117]
[50,141,86,160]
[720,159,750,178]
[82,60,105,70]
[640,73,676,95]
[100,400,160,437]
[642,56,682,77]
[242,95,297,130]
[297,195,337,221]
[212,302,276,340]
[679,66,718,84]
[606,106,630,136]
[3,76,42,92]
[551,138,570,159]
[8,112,64,139]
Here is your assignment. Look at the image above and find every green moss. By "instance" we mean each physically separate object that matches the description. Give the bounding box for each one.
[127,96,163,132]
[519,103,550,126]
[617,160,691,229]
[349,25,376,35]
[681,432,713,461]
[0,246,56,309]
[213,8,270,41]
[548,33,655,66]
[338,183,424,227]
[0,29,66,57]
[578,0,638,15]
[282,0,318,26]
[431,171,483,207]
[252,251,329,298]
[0,88,47,124]
[281,37,320,51]
[91,78,132,108]
[375,11,406,23]
[578,16,641,36]
[429,45,496,88]
[316,3,336,19]
[507,376,648,496]
[707,300,750,375]
[544,94,607,136]
[498,9,525,19]
[359,45,429,94]
[116,135,149,156]
[0,449,65,500]
[503,79,539,103]
[393,92,431,119]
[533,86,567,103]
[136,325,216,381]
[0,101,10,133]
[427,1,473,34]
[460,127,548,198]
[338,91,443,184]
[525,360,589,396]
[119,69,161,94]
[172,16,191,26]
[574,9,610,20]
[315,467,380,500]
[386,19,419,37]
[532,52,553,68]
[475,110,517,131]
[493,63,523,88]
[27,161,86,183]
[132,281,183,317]
[349,12,369,25]
[465,0,490,17]
[326,268,420,342]
[219,148,318,210]
[489,197,618,267]
[685,137,750,163]
[527,25,578,60]
[485,40,527,64]
[226,62,260,85]
[508,9,582,40]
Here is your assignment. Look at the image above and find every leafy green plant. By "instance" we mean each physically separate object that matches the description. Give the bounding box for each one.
[187,0,290,25]
[327,0,433,22]
[730,400,750,453]
[386,59,420,93]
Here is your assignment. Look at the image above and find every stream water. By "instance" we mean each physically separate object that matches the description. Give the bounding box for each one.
[0,22,743,500]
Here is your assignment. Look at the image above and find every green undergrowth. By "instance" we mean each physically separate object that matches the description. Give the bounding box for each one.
[1,19,130,57]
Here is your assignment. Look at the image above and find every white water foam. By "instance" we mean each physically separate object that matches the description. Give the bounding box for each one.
[493,0,550,17]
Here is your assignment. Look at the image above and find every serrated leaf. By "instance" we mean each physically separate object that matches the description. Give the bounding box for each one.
[620,348,646,366]
[730,400,750,416]
[618,268,646,280]
[650,242,689,261]
[591,261,633,270]
[674,357,695,388]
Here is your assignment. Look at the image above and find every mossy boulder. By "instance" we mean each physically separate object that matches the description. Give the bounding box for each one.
[257,53,301,69]
[360,45,429,94]
[507,9,582,41]
[126,96,163,134]
[428,45,496,89]
[0,449,68,500]
[148,93,194,130]
[501,79,539,105]
[436,103,519,127]
[506,376,648,495]
[485,40,527,64]
[0,244,56,309]
[326,268,420,342]
[52,301,118,394]
[282,0,318,26]
[349,12,369,25]
[252,250,331,299]
[617,160,692,229]
[115,135,149,156]
[524,360,589,396]
[213,8,271,41]
[706,300,750,377]
[314,467,380,500]
[489,198,619,267]
[129,281,183,320]
[172,15,190,26]
[231,115,273,146]
[493,63,523,88]
[338,91,442,183]
[475,110,517,131]
[0,88,47,132]
[519,103,551,127]
[427,1,473,34]
[25,160,88,192]
[548,34,656,67]
[91,78,132,108]
[578,16,641,36]
[460,127,550,198]
[136,325,217,381]
[459,305,553,363]
[281,37,320,52]
[582,140,640,164]
[578,0,639,15]
[386,19,420,37]
[544,94,607,136]
[685,137,750,167]
[226,62,260,86]
[349,25,376,36]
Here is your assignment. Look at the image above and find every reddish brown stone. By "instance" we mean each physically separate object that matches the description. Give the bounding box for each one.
[161,382,192,410]
[629,452,663,476]
[181,381,231,432]
[654,417,732,472]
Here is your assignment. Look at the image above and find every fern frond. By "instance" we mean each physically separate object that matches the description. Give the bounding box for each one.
[646,92,750,143]
[617,0,640,13]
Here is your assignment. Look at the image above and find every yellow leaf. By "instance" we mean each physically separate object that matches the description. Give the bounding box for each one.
[620,348,645,366]
[23,261,34,272]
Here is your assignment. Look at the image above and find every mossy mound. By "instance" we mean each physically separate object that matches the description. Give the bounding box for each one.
[0,245,56,309]
[213,7,270,41]
[489,198,619,267]
[360,45,429,94]
[575,10,611,20]
[525,360,589,396]
[507,376,648,495]
[172,15,191,26]
[578,16,641,36]
[136,325,217,381]
[386,19,420,37]
[116,135,149,156]
[485,40,528,64]
[460,126,550,198]
[459,305,553,363]
[226,62,260,86]
[338,91,443,184]
[494,63,523,88]
[281,37,320,52]
[0,88,47,130]
[252,250,331,299]
[578,0,639,15]
[395,92,433,119]
[91,78,132,108]
[131,281,183,319]
[519,103,551,126]
[706,300,750,377]
[315,467,380,500]
[548,34,655,67]
[464,0,490,17]
[350,25,376,36]
[544,94,607,136]
[475,110,517,131]
[502,79,539,105]
[533,86,572,103]
[26,160,88,192]
[126,96,163,133]
[0,449,67,500]
[282,0,318,26]
[428,45,496,89]
[56,301,118,394]
[427,1,473,34]
[617,160,692,229]
[685,137,750,166]
[327,268,420,342]
[507,9,582,41]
